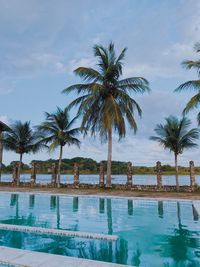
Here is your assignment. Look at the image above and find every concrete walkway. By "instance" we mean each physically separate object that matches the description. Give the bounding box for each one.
[0,246,133,267]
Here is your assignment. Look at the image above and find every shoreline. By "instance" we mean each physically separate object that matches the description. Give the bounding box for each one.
[0,186,199,200]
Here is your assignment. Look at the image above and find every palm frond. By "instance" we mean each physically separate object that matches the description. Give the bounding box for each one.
[64,42,149,139]
[175,80,200,92]
[38,107,81,152]
[150,116,199,155]
[183,92,200,114]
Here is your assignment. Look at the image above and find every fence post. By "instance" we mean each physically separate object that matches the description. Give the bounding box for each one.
[127,162,132,188]
[51,163,57,186]
[12,164,18,186]
[156,161,162,189]
[74,163,79,188]
[30,162,37,186]
[189,160,195,191]
[99,161,105,187]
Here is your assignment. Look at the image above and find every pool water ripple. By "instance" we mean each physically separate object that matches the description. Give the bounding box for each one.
[0,193,198,266]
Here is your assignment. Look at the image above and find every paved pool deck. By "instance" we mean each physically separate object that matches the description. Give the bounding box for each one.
[0,246,133,267]
[0,186,199,200]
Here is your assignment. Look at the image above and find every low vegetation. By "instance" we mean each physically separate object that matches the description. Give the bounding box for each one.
[1,157,198,175]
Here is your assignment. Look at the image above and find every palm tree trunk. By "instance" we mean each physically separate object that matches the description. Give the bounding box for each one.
[175,153,179,191]
[57,145,63,188]
[0,131,3,182]
[17,153,23,186]
[106,128,112,188]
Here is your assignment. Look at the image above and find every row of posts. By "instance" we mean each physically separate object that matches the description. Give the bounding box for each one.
[11,161,196,190]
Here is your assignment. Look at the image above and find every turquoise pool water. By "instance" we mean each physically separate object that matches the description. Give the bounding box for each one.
[0,264,18,267]
[0,193,199,266]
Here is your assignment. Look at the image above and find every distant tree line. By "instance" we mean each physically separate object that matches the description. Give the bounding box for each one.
[1,157,198,175]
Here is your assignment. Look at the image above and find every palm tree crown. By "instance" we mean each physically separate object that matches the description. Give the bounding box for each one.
[3,121,43,185]
[63,43,150,137]
[150,116,199,155]
[38,107,80,150]
[63,42,150,187]
[175,43,200,124]
[38,107,81,188]
[4,121,43,155]
[150,116,199,190]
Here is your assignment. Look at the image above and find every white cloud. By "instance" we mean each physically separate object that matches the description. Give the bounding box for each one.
[68,57,96,74]
[0,115,9,124]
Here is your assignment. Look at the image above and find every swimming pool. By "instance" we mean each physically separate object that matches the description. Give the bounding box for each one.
[0,193,199,266]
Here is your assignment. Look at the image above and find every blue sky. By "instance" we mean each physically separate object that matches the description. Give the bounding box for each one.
[0,0,200,166]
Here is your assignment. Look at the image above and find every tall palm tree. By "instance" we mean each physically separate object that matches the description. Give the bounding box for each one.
[0,121,10,181]
[150,116,199,190]
[38,107,81,188]
[3,121,43,185]
[63,42,150,187]
[175,43,200,123]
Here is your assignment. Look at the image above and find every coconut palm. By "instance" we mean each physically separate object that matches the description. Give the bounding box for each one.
[150,116,199,190]
[3,121,43,185]
[175,43,200,124]
[38,107,81,188]
[0,121,10,181]
[63,42,150,187]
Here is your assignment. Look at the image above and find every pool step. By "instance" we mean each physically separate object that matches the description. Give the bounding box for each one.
[0,223,118,241]
[0,246,134,267]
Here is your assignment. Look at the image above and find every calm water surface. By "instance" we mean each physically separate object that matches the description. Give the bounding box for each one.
[1,173,200,185]
[0,193,199,266]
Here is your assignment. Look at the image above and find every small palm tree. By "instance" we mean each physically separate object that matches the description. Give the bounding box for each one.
[63,42,150,187]
[38,107,81,188]
[150,116,199,190]
[0,121,10,181]
[175,43,200,123]
[3,121,43,185]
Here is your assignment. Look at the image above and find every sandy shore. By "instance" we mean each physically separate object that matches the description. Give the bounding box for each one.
[0,186,199,200]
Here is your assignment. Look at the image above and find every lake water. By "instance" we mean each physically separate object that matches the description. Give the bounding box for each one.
[0,173,199,186]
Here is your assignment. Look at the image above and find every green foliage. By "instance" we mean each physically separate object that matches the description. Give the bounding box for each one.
[175,43,200,124]
[3,121,44,155]
[150,116,199,155]
[63,42,150,140]
[37,107,81,151]
[2,157,200,174]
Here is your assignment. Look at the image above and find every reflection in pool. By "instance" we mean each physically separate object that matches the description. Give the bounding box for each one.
[0,193,199,266]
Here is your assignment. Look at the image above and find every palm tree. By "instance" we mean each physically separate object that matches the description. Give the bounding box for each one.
[63,42,150,187]
[175,43,200,123]
[38,107,81,188]
[3,121,43,185]
[0,121,10,181]
[150,116,199,190]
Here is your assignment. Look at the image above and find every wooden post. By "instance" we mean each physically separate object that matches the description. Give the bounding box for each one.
[127,162,132,187]
[99,161,105,187]
[156,161,162,189]
[0,132,3,182]
[51,163,57,186]
[30,162,37,186]
[12,164,18,186]
[73,163,79,188]
[189,160,195,191]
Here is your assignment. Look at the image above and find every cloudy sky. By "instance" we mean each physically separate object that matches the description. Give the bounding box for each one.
[0,0,200,166]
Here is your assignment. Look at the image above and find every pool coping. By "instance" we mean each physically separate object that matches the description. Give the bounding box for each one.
[0,190,196,202]
[0,246,134,267]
